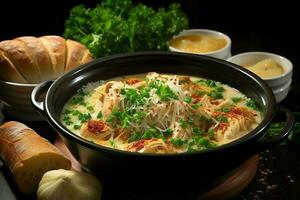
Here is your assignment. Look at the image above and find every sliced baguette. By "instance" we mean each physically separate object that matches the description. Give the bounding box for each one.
[65,39,87,72]
[39,36,66,79]
[0,40,41,83]
[0,50,28,83]
[0,121,71,194]
[16,36,53,81]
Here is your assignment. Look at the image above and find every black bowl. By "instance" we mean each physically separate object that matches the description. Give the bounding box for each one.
[32,52,293,199]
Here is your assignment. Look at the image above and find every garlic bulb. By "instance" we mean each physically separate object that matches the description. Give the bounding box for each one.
[37,169,102,200]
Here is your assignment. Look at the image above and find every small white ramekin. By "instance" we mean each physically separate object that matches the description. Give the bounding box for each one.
[227,52,293,102]
[169,29,232,60]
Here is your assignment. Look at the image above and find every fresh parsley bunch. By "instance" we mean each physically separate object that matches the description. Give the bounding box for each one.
[64,0,189,57]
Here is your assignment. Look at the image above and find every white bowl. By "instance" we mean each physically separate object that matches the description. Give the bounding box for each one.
[273,78,292,103]
[169,29,232,60]
[227,52,293,89]
[0,80,43,121]
[227,52,293,103]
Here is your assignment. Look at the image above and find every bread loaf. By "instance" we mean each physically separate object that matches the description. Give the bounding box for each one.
[0,121,71,194]
[0,36,93,83]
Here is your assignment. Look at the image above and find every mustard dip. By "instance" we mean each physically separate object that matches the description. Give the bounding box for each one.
[170,34,227,53]
[245,59,284,79]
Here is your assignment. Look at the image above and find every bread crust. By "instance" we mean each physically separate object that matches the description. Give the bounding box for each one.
[0,40,41,83]
[65,39,87,72]
[39,36,66,79]
[0,121,71,194]
[16,36,53,81]
[0,50,28,83]
[0,36,93,83]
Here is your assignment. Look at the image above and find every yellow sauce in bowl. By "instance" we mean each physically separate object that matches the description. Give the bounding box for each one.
[170,34,227,53]
[245,59,285,79]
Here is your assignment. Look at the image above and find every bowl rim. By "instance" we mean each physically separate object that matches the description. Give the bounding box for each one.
[0,79,38,87]
[227,51,293,80]
[43,51,276,157]
[169,29,231,55]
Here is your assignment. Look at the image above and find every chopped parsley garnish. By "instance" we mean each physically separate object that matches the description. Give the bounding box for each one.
[179,118,188,128]
[69,96,84,105]
[63,109,71,115]
[184,96,192,103]
[142,128,157,139]
[63,116,73,125]
[208,90,223,99]
[191,103,203,110]
[216,115,229,123]
[148,81,178,102]
[97,111,103,119]
[120,88,145,106]
[246,99,260,111]
[231,96,243,103]
[208,129,215,140]
[221,107,230,113]
[78,113,91,123]
[192,127,204,136]
[72,110,81,116]
[87,106,94,111]
[170,138,184,146]
[128,133,141,143]
[162,128,173,136]
[73,124,81,130]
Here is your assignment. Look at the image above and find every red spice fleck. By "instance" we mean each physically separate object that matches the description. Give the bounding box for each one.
[214,122,229,133]
[191,94,202,102]
[210,100,219,105]
[87,120,106,134]
[126,79,140,85]
[131,140,146,151]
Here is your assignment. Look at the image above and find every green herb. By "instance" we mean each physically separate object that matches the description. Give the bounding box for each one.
[63,115,73,125]
[142,128,157,139]
[162,128,173,136]
[208,91,223,99]
[184,96,192,103]
[208,129,215,140]
[64,0,189,57]
[191,103,203,110]
[197,91,207,96]
[132,112,146,124]
[78,113,91,123]
[73,124,81,130]
[192,127,204,136]
[179,118,188,128]
[128,133,141,143]
[72,110,81,116]
[156,84,178,102]
[97,111,103,119]
[231,97,243,103]
[121,88,145,106]
[221,107,230,113]
[109,140,116,148]
[87,106,94,111]
[69,96,84,105]
[216,115,228,123]
[246,99,260,111]
[170,138,184,146]
[64,109,72,115]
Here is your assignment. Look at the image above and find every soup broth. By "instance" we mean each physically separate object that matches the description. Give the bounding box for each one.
[61,72,262,153]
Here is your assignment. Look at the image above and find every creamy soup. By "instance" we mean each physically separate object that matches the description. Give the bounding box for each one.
[244,59,284,79]
[61,73,262,153]
[170,34,227,53]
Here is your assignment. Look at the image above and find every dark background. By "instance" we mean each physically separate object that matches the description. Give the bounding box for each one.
[1,0,298,105]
